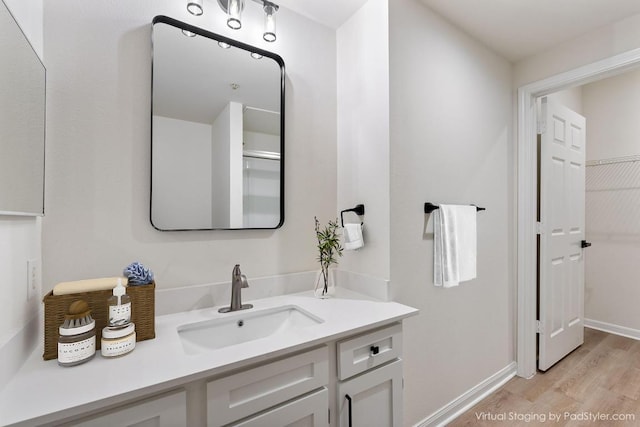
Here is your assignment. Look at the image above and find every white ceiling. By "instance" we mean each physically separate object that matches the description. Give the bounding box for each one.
[421,0,640,61]
[276,0,368,29]
[278,0,640,62]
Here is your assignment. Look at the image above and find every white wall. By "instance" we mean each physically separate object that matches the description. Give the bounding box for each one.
[547,86,583,115]
[152,116,212,230]
[0,217,41,342]
[388,0,514,423]
[43,1,336,290]
[211,103,232,228]
[0,0,43,390]
[4,0,42,58]
[582,69,640,333]
[583,70,640,161]
[243,131,279,152]
[337,0,390,280]
[228,102,244,228]
[514,12,640,88]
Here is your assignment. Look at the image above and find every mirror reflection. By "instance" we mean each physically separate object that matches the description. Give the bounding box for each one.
[151,16,284,230]
[0,0,45,216]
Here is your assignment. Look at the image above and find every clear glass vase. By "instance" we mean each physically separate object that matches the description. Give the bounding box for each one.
[314,268,335,299]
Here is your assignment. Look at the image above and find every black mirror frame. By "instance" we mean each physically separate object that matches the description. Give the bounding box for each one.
[150,15,285,231]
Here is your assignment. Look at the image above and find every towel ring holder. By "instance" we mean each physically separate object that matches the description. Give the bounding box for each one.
[340,204,365,227]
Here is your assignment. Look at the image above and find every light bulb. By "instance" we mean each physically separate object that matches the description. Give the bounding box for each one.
[227,0,243,30]
[263,4,276,42]
[187,0,203,16]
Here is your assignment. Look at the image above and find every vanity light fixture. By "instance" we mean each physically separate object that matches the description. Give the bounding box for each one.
[182,29,196,37]
[218,41,231,49]
[187,0,279,42]
[250,52,263,59]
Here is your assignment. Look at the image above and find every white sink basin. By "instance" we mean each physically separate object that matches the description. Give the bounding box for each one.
[177,305,324,355]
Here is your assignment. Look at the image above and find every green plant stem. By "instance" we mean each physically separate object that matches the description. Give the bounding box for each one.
[314,216,343,294]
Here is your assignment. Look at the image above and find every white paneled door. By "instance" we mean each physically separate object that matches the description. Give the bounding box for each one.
[538,97,586,371]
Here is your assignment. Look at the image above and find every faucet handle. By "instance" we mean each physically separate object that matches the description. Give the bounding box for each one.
[219,264,252,313]
[233,264,249,288]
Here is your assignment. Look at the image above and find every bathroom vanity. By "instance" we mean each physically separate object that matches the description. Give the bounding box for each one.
[0,288,417,427]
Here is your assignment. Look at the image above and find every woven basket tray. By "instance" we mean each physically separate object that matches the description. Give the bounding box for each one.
[43,282,155,360]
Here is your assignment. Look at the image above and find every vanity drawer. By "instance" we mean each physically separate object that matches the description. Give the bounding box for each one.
[207,346,328,427]
[337,323,402,380]
[64,389,187,427]
[230,387,328,427]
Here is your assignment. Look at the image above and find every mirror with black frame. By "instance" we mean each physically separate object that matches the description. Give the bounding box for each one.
[0,0,46,216]
[151,16,284,231]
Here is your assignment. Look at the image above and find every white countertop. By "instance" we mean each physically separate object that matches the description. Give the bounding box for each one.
[0,289,418,427]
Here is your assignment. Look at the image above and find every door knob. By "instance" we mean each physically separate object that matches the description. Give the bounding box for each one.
[581,240,592,248]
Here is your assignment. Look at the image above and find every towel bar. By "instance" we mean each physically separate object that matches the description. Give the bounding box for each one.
[340,204,365,227]
[424,202,485,214]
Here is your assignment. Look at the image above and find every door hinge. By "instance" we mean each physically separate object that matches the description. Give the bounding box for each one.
[328,408,331,424]
[402,377,405,389]
[536,222,543,235]
[536,320,544,334]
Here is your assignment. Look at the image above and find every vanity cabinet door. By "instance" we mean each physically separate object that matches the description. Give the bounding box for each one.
[65,389,187,427]
[230,387,328,427]
[337,360,403,427]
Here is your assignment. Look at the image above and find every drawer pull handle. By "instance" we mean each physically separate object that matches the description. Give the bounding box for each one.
[370,345,380,355]
[345,394,353,427]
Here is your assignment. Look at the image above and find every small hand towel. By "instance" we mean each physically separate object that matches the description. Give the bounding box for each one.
[433,204,477,287]
[343,223,364,250]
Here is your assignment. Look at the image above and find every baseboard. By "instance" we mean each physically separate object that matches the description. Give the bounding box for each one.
[585,319,640,341]
[414,362,517,427]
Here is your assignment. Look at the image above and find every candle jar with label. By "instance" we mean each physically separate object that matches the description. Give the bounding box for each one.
[58,300,96,367]
[101,323,136,358]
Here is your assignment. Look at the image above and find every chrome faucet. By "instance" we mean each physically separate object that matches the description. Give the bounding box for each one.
[219,264,253,313]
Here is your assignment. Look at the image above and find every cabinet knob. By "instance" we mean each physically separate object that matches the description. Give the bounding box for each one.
[370,345,380,356]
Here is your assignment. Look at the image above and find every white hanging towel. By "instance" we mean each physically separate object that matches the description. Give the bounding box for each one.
[343,223,364,250]
[433,204,477,287]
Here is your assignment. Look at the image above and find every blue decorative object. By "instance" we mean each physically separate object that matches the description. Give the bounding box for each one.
[123,262,154,285]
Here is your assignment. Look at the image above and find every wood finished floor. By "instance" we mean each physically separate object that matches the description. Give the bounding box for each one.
[449,328,640,426]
